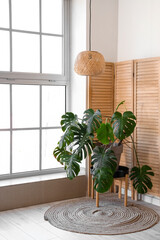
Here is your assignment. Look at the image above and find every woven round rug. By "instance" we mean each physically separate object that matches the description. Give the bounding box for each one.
[44,193,159,235]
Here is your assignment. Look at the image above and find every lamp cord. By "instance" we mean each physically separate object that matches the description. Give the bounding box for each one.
[89,0,91,51]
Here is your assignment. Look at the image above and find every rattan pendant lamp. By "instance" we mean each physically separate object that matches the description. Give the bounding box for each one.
[74,0,105,76]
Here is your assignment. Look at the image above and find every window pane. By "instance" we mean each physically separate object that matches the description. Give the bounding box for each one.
[0,84,10,128]
[12,130,39,173]
[42,129,63,169]
[42,86,65,127]
[0,131,10,175]
[12,0,39,31]
[0,30,10,71]
[12,85,39,128]
[12,32,40,73]
[42,0,62,34]
[0,0,9,28]
[42,35,62,74]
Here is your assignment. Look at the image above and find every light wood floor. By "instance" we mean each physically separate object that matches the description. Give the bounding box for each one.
[0,197,160,240]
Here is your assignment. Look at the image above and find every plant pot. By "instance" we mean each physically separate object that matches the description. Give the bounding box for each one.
[111,143,123,169]
[114,165,129,178]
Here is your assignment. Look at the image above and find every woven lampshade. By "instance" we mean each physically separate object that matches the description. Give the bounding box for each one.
[74,51,105,76]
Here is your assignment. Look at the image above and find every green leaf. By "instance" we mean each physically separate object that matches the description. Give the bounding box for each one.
[91,146,117,193]
[129,165,154,194]
[94,167,113,193]
[61,112,78,132]
[97,123,114,145]
[59,129,74,149]
[115,100,125,111]
[72,123,94,159]
[111,111,136,140]
[83,109,102,134]
[61,153,81,180]
[53,147,70,164]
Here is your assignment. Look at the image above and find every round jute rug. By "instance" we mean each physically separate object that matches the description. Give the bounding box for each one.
[44,193,159,235]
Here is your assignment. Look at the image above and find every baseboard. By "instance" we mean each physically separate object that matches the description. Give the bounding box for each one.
[121,188,160,206]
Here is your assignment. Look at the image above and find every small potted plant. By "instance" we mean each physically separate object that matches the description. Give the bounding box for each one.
[53,101,154,194]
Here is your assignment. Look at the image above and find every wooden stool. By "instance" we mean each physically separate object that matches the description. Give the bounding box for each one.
[113,174,128,207]
[91,166,129,207]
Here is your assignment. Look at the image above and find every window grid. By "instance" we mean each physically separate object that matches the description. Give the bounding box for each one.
[9,0,12,72]
[0,0,67,80]
[0,83,66,180]
[39,0,42,74]
[0,0,69,179]
[39,85,42,171]
[10,84,12,174]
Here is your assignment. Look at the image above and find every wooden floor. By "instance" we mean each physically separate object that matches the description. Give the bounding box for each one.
[0,197,160,240]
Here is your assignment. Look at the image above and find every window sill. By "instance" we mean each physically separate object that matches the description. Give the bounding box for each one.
[0,168,86,187]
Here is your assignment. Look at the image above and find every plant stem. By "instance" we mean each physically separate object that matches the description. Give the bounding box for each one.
[123,141,133,150]
[130,135,140,168]
[124,138,137,144]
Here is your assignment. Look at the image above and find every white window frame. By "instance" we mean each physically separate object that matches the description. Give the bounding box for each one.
[0,83,66,180]
[0,0,70,84]
[0,0,70,180]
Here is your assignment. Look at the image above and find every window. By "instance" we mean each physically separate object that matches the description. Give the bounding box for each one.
[0,0,68,77]
[0,0,69,179]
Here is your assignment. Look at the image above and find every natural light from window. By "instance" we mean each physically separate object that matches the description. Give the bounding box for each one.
[0,0,68,179]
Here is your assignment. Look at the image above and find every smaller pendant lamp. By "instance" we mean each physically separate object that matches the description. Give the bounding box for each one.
[74,0,105,76]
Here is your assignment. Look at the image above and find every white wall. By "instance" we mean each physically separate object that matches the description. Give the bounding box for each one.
[92,0,118,62]
[69,0,119,118]
[69,0,160,112]
[69,0,87,117]
[117,0,160,61]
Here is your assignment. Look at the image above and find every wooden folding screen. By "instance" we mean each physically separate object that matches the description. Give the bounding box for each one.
[134,58,160,197]
[87,62,114,120]
[87,62,114,196]
[88,57,160,197]
[114,61,134,172]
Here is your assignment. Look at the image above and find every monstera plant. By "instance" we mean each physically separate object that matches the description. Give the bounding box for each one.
[53,101,154,194]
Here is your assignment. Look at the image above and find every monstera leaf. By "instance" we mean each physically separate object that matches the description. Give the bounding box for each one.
[61,112,78,132]
[91,146,117,193]
[111,111,136,140]
[97,123,114,145]
[93,167,114,193]
[72,123,94,159]
[129,165,154,194]
[61,153,81,180]
[83,109,102,134]
[58,129,74,149]
[53,147,70,164]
